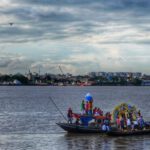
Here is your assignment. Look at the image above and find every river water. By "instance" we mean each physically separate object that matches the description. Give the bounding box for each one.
[0,86,149,150]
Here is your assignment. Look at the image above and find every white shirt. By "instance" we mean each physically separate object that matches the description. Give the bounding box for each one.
[133,120,138,125]
[127,118,131,126]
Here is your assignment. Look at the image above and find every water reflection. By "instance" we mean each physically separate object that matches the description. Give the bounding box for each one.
[62,134,113,150]
[112,136,150,150]
[61,133,150,150]
[0,133,150,150]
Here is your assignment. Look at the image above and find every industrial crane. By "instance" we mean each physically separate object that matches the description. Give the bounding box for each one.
[59,65,64,75]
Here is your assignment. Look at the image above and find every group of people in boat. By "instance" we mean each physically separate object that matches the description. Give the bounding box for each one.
[113,103,150,131]
[67,93,112,131]
[81,99,93,115]
[81,99,104,116]
[116,110,145,131]
[67,106,112,131]
[67,94,149,132]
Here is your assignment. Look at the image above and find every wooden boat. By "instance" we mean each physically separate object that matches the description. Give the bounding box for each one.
[56,122,105,133]
[107,121,150,136]
[107,129,150,136]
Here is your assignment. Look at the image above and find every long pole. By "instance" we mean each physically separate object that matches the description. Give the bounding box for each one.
[49,96,67,121]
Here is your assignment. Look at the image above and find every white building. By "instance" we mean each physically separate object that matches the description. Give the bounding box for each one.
[13,79,22,85]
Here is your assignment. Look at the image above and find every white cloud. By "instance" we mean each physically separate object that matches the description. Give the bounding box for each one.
[0,0,150,74]
[0,0,11,7]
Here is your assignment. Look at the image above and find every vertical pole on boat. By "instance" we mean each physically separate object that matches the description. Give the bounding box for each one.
[49,96,67,121]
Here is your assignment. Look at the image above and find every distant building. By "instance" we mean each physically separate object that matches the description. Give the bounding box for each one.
[132,72,142,78]
[13,79,22,85]
[88,72,96,77]
[142,80,150,86]
[98,72,107,77]
[88,71,142,78]
[142,74,150,80]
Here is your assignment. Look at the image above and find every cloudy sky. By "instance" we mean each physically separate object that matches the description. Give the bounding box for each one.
[0,0,150,75]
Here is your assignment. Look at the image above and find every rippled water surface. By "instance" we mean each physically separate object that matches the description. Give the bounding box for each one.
[0,86,150,150]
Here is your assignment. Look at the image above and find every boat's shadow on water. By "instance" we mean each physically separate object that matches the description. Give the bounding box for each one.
[58,133,150,150]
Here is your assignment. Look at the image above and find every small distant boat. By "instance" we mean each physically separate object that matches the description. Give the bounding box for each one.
[56,122,105,133]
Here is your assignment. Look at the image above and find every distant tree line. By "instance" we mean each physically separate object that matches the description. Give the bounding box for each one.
[0,73,143,86]
[0,74,28,84]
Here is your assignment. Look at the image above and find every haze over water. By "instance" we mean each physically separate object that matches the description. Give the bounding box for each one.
[0,86,150,150]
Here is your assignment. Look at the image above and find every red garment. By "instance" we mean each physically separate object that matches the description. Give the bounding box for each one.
[85,102,89,111]
[67,108,73,117]
[72,113,81,119]
[116,118,120,125]
[93,108,97,114]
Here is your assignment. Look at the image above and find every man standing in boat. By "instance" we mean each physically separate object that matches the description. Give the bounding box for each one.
[67,107,73,124]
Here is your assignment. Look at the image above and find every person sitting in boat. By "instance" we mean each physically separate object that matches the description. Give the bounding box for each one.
[102,117,110,131]
[132,120,138,130]
[96,118,103,128]
[94,110,99,117]
[106,112,111,120]
[97,108,103,116]
[99,109,103,116]
[93,107,97,115]
[75,118,80,125]
[94,108,101,116]
[102,124,107,131]
[93,107,103,116]
[138,116,145,129]
[67,107,73,124]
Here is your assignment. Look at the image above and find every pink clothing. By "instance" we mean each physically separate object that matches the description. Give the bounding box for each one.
[116,118,120,125]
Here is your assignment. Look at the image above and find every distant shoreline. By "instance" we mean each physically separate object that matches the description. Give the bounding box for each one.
[0,84,149,86]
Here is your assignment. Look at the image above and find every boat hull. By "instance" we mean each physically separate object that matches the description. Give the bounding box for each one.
[56,123,105,133]
[107,129,150,136]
